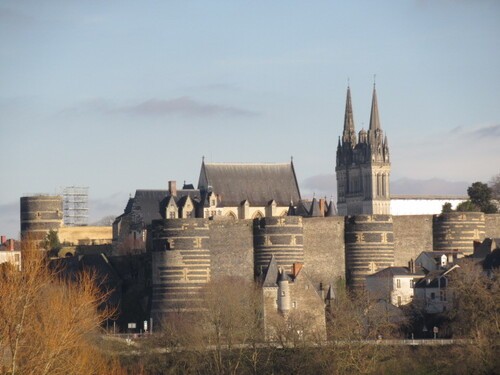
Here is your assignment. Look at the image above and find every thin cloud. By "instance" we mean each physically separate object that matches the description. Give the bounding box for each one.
[301,174,336,198]
[449,122,500,139]
[469,123,500,138]
[62,97,259,118]
[120,97,258,118]
[391,177,469,196]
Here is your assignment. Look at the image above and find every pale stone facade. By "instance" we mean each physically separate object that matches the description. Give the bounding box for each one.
[336,86,391,216]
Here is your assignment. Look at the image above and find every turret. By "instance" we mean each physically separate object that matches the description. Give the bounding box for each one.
[277,269,291,314]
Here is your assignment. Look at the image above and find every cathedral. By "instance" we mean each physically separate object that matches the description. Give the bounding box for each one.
[336,85,391,215]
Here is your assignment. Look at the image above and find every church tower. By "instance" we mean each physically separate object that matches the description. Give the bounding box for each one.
[335,85,391,215]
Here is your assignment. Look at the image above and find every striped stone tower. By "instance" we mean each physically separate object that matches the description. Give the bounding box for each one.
[253,216,304,276]
[433,212,486,254]
[344,214,395,289]
[20,195,63,245]
[150,218,211,319]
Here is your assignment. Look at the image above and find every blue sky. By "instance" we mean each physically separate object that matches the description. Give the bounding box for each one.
[1,1,499,238]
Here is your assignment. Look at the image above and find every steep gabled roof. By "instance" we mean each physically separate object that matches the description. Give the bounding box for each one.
[262,255,279,287]
[309,198,322,217]
[325,200,337,217]
[198,161,301,206]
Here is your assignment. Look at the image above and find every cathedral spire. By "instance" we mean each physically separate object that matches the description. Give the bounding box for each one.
[368,84,381,132]
[342,86,356,145]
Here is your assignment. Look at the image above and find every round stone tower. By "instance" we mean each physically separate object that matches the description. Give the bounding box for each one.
[253,216,304,277]
[150,218,211,319]
[344,214,395,289]
[433,212,485,254]
[20,195,63,244]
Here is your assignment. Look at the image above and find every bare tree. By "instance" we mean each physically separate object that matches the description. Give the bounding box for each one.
[0,241,121,374]
[446,260,500,373]
[324,285,401,375]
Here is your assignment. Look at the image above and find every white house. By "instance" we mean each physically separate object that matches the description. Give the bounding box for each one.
[366,266,424,307]
[413,265,459,314]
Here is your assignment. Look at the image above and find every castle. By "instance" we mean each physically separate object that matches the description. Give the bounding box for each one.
[109,85,500,331]
[19,86,500,337]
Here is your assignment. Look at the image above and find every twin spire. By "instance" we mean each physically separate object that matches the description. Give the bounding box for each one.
[342,84,381,141]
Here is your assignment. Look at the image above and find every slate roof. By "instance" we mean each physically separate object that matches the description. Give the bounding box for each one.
[325,200,337,217]
[198,162,301,206]
[414,265,458,289]
[114,188,202,230]
[131,190,169,226]
[262,256,279,287]
[367,266,425,279]
[309,198,322,217]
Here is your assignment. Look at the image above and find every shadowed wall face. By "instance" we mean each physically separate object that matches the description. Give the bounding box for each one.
[344,215,395,289]
[253,216,304,276]
[150,219,210,319]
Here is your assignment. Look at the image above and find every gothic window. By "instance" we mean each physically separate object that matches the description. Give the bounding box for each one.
[396,279,401,288]
[252,211,264,219]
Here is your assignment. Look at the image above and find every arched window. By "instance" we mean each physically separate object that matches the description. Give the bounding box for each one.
[252,211,264,219]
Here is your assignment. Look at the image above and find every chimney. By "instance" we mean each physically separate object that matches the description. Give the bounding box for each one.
[7,239,14,251]
[409,258,415,274]
[168,181,177,197]
[319,199,326,216]
[1,235,6,245]
[292,262,303,278]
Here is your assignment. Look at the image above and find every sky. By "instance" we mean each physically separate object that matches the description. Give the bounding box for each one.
[1,1,499,238]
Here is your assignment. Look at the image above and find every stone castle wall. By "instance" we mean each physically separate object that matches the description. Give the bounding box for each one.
[209,219,254,282]
[393,215,433,266]
[302,217,345,288]
[58,226,112,245]
[485,214,500,238]
[149,213,500,307]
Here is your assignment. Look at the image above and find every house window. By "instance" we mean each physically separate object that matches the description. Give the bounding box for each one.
[440,291,447,302]
[396,279,401,288]
[292,301,297,309]
[169,211,175,219]
[431,292,435,300]
[397,296,402,306]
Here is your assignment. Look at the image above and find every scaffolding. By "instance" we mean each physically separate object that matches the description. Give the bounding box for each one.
[63,186,89,226]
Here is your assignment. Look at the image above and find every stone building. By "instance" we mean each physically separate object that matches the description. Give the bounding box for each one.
[260,257,326,343]
[106,85,500,333]
[336,85,391,216]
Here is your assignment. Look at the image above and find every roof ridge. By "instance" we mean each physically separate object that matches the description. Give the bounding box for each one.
[204,162,291,166]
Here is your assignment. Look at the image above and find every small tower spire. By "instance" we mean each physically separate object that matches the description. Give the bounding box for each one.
[342,86,356,145]
[368,84,381,132]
